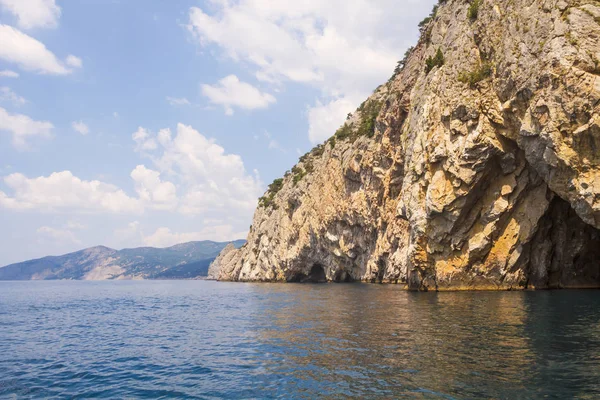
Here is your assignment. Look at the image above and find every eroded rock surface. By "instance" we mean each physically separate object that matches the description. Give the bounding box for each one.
[217,0,600,290]
[207,243,237,280]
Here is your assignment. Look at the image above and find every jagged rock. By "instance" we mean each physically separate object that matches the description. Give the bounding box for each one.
[206,243,237,280]
[215,0,600,290]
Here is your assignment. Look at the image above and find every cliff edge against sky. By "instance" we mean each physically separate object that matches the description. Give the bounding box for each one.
[211,0,600,290]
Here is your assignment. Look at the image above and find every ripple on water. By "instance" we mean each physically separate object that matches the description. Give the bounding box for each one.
[1,281,600,398]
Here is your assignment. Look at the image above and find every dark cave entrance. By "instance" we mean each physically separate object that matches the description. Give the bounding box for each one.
[287,264,328,283]
[527,196,600,289]
[305,264,327,283]
[333,269,355,283]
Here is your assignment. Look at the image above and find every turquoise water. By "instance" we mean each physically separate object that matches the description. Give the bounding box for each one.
[1,281,599,399]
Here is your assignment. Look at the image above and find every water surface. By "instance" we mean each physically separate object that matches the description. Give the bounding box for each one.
[1,281,599,399]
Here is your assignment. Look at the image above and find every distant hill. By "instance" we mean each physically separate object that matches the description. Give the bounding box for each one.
[0,240,245,280]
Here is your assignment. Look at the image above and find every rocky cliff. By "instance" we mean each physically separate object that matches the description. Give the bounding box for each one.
[206,243,237,280]
[216,0,600,290]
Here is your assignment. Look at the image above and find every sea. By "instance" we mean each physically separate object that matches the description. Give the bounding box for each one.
[1,280,599,399]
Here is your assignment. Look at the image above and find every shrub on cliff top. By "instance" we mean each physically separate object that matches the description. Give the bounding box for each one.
[418,0,447,31]
[389,46,415,83]
[335,123,354,140]
[329,100,382,147]
[258,178,284,208]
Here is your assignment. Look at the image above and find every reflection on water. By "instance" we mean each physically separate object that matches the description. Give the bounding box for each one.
[1,281,599,399]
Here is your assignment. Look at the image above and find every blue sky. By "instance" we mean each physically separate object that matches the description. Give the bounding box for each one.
[0,0,436,266]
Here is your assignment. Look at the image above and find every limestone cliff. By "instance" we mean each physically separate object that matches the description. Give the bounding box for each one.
[206,243,237,280]
[217,0,600,290]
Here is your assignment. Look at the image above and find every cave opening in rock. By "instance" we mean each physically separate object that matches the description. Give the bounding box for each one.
[333,269,355,283]
[527,196,600,289]
[304,264,327,283]
[287,264,328,283]
[286,272,306,283]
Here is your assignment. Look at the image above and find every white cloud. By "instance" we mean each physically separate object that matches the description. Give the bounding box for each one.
[152,123,263,216]
[0,25,79,75]
[71,120,89,135]
[130,165,178,210]
[0,106,53,149]
[0,86,26,106]
[166,96,191,106]
[1,121,261,248]
[0,171,141,213]
[65,55,82,68]
[132,126,157,151]
[0,70,19,78]
[157,128,171,147]
[36,226,81,244]
[307,96,358,143]
[201,75,275,115]
[142,226,246,248]
[188,0,434,143]
[0,0,61,30]
[129,123,262,227]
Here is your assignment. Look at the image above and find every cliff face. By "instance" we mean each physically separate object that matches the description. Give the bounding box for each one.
[217,0,600,290]
[206,243,237,280]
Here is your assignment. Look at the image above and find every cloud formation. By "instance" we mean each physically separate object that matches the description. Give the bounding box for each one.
[188,0,433,142]
[166,96,191,106]
[0,0,61,30]
[0,106,53,149]
[0,70,19,78]
[71,120,89,135]
[0,171,141,213]
[132,126,157,151]
[201,75,275,115]
[0,86,26,106]
[130,165,178,211]
[65,55,82,68]
[0,123,262,240]
[0,25,81,75]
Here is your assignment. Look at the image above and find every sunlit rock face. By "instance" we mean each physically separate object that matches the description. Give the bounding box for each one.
[216,0,600,290]
[206,243,237,280]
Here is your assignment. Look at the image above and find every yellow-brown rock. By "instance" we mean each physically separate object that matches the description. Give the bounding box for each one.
[212,0,600,290]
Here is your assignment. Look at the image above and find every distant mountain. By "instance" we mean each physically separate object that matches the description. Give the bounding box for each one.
[0,240,245,281]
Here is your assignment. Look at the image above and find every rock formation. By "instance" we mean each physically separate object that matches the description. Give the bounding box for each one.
[216,0,600,290]
[207,243,237,280]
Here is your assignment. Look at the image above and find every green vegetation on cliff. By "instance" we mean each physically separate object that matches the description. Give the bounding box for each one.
[425,48,445,73]
[259,178,284,208]
[458,62,493,86]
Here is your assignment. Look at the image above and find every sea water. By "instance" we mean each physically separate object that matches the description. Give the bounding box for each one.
[1,280,599,399]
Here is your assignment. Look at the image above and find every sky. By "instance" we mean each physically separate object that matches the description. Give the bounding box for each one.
[0,0,436,266]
